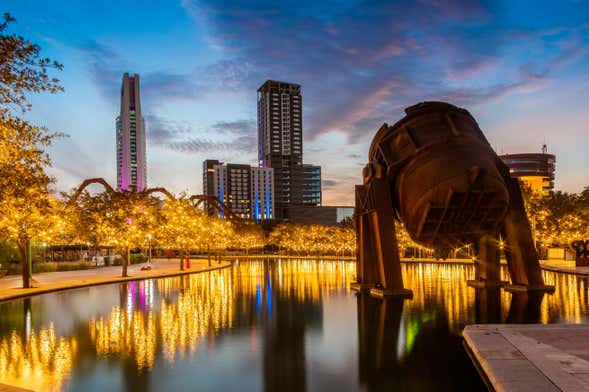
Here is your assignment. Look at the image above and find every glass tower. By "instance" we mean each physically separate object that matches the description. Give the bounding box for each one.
[116,73,146,192]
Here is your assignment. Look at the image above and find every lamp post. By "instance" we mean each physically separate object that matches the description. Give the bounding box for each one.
[147,234,152,265]
[42,243,47,262]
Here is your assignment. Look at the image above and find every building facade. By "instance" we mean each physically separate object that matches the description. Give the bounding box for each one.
[499,151,556,195]
[116,73,146,192]
[303,164,322,205]
[257,80,304,219]
[257,80,324,219]
[284,206,354,226]
[202,160,274,220]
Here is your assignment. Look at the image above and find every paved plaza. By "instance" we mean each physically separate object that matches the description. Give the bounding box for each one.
[540,259,589,276]
[464,324,589,392]
[0,258,231,303]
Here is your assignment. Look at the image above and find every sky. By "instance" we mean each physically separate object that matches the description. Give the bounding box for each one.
[6,0,589,205]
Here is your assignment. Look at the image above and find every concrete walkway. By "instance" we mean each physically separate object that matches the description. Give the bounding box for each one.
[540,260,589,276]
[464,324,589,392]
[0,258,231,303]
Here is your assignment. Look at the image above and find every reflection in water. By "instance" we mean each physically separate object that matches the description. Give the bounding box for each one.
[89,270,234,369]
[542,272,589,323]
[473,287,502,324]
[507,292,545,324]
[233,259,355,392]
[0,324,76,392]
[0,260,587,391]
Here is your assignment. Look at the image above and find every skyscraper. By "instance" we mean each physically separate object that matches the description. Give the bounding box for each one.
[116,73,146,192]
[257,80,304,219]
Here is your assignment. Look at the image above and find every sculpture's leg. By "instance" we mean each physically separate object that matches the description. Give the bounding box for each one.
[352,185,379,292]
[368,178,412,298]
[501,177,554,292]
[468,234,504,288]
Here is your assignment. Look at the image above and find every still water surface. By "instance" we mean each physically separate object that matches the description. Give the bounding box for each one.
[0,260,587,391]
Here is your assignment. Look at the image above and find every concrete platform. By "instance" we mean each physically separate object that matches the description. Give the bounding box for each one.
[540,260,589,276]
[464,324,589,392]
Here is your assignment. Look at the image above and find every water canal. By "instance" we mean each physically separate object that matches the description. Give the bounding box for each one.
[0,260,587,391]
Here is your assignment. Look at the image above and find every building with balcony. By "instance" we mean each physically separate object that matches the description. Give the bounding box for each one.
[202,160,274,220]
[499,150,556,195]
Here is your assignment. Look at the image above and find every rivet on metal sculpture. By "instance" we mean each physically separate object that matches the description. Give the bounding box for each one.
[353,102,555,298]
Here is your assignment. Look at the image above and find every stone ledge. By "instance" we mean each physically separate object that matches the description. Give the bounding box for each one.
[464,324,589,392]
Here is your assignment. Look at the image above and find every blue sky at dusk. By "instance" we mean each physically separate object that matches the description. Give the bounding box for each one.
[6,0,589,205]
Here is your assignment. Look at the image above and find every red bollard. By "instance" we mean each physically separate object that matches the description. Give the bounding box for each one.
[185,256,190,269]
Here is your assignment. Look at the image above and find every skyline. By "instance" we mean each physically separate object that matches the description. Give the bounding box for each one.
[6,0,589,204]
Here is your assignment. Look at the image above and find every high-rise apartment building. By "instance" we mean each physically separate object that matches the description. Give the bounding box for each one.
[202,160,274,220]
[116,73,146,192]
[258,80,305,219]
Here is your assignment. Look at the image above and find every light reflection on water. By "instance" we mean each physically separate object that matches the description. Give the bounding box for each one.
[0,260,586,391]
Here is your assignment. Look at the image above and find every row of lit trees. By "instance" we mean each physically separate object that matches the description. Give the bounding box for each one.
[524,188,589,254]
[267,224,356,256]
[62,192,236,276]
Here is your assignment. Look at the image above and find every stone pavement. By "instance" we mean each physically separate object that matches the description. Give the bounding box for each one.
[464,324,589,392]
[541,259,589,276]
[0,258,231,303]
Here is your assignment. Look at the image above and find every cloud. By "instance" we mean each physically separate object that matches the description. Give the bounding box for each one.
[322,179,338,188]
[73,40,202,105]
[146,115,256,154]
[182,0,587,145]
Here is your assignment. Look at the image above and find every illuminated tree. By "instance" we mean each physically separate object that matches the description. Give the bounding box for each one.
[159,197,203,270]
[0,117,59,287]
[71,190,159,276]
[109,193,159,276]
[68,190,121,252]
[268,224,293,254]
[0,14,62,287]
[205,216,233,259]
[231,223,266,254]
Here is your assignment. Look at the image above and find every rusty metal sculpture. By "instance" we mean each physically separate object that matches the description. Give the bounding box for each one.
[354,102,554,298]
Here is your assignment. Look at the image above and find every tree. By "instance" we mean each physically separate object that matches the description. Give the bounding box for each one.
[231,222,266,254]
[0,13,63,287]
[0,117,59,287]
[0,13,63,115]
[107,193,159,277]
[159,197,203,270]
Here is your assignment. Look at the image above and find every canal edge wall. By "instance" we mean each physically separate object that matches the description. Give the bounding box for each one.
[0,260,232,304]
